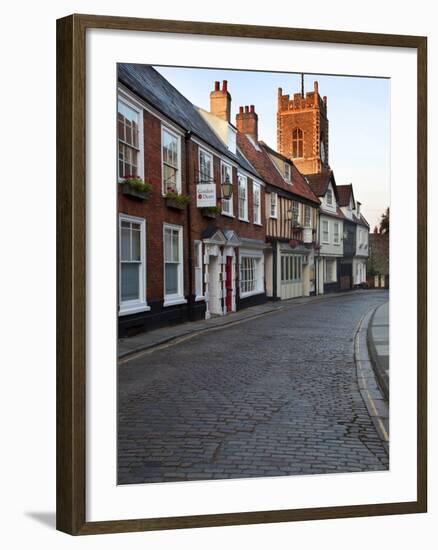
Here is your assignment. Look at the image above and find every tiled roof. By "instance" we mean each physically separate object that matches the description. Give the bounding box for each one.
[118,64,259,178]
[320,207,346,221]
[237,135,320,204]
[305,170,338,202]
[337,184,354,207]
[353,213,370,228]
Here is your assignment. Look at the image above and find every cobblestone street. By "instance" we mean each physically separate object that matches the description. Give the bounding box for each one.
[118,291,389,484]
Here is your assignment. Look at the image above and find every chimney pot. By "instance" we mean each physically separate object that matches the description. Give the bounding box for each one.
[245,105,249,113]
[239,106,244,113]
[250,105,255,113]
[314,81,319,94]
[214,81,220,91]
[222,80,228,92]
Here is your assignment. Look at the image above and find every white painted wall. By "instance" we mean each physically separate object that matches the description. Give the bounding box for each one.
[319,214,344,257]
[356,225,369,257]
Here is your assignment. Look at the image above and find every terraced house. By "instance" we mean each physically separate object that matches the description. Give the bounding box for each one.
[117,65,267,336]
[337,184,370,289]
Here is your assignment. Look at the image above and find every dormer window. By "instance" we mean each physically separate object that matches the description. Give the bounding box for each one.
[326,189,333,206]
[284,163,291,182]
[292,128,303,157]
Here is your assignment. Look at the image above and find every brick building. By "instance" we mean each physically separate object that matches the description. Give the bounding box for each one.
[117,65,267,336]
[276,79,370,294]
[368,228,389,288]
[234,104,320,300]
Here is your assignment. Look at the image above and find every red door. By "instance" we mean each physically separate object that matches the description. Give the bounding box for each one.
[225,256,233,313]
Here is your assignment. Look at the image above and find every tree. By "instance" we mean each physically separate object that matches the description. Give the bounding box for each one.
[379,207,389,234]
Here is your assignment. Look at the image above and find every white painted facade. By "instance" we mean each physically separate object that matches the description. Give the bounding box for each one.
[315,181,344,294]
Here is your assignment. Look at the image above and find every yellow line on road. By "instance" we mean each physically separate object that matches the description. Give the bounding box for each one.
[355,307,389,443]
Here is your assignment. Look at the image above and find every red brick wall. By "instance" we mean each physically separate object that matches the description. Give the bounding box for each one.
[118,110,190,302]
[277,93,329,175]
[188,142,266,244]
[117,110,266,306]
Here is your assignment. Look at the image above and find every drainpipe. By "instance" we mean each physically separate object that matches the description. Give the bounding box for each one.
[272,241,278,299]
[185,130,194,320]
[316,213,321,295]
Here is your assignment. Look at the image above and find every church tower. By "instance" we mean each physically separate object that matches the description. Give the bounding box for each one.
[277,80,329,175]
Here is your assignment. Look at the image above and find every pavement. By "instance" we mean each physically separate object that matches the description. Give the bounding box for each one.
[367,301,389,401]
[118,290,389,484]
[119,289,372,360]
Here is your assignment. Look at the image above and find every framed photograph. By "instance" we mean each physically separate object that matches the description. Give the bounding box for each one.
[56,14,427,535]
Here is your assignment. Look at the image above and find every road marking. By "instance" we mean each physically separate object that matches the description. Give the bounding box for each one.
[354,308,389,443]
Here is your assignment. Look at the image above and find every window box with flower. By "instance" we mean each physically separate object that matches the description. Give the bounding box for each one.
[119,176,152,200]
[164,187,191,210]
[200,205,221,219]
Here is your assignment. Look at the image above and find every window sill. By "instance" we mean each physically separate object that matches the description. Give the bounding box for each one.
[195,296,205,302]
[238,217,249,223]
[119,303,151,316]
[221,212,235,218]
[270,215,278,220]
[163,297,187,308]
[254,222,263,227]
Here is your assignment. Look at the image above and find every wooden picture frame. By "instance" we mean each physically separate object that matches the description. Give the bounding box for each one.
[56,13,427,535]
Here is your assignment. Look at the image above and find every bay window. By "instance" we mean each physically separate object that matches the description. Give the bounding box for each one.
[239,251,264,297]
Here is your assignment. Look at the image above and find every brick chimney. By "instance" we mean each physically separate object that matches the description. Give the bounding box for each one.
[210,80,231,122]
[236,105,258,142]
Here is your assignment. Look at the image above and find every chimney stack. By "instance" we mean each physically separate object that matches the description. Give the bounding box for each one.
[236,105,258,141]
[210,80,231,122]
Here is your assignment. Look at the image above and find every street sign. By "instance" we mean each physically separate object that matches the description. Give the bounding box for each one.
[196,183,216,207]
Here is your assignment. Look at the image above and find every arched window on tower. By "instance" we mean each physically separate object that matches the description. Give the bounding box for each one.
[292,128,303,157]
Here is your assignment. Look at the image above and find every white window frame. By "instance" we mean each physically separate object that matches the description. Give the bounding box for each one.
[333,222,340,244]
[322,219,330,244]
[161,125,182,195]
[238,173,248,221]
[304,205,312,228]
[239,251,264,298]
[118,214,149,316]
[291,201,300,224]
[117,95,144,182]
[253,182,262,225]
[284,162,291,182]
[326,188,333,206]
[163,223,186,307]
[199,147,214,184]
[194,240,204,301]
[220,161,234,217]
[270,192,278,219]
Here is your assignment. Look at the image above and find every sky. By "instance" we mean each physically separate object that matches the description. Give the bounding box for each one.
[155,66,390,230]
